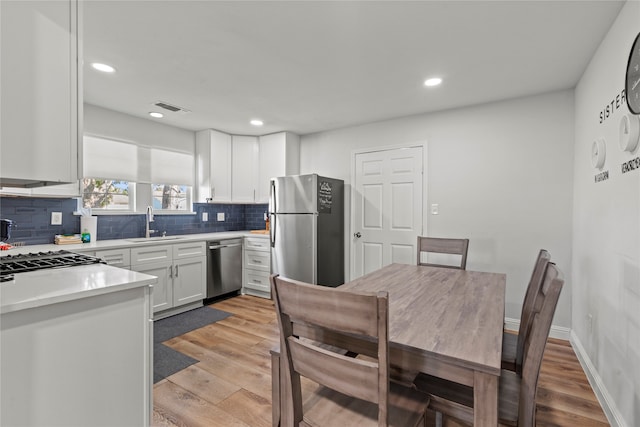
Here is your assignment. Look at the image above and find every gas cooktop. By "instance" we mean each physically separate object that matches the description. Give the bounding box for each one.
[0,250,105,282]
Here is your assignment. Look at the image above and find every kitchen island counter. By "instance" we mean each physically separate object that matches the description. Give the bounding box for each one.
[0,263,157,314]
[1,262,156,426]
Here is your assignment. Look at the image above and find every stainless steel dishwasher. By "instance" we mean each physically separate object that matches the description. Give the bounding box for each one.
[206,238,243,300]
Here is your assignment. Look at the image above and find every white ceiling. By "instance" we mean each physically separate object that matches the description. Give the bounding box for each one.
[83,0,625,136]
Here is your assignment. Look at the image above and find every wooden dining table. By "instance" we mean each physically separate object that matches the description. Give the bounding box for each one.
[342,263,506,427]
[273,263,506,427]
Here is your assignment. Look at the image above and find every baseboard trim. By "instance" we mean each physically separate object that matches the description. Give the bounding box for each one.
[570,331,626,427]
[504,317,571,340]
[506,319,626,425]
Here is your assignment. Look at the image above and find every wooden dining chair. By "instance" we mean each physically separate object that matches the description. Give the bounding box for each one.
[502,249,551,373]
[416,236,469,269]
[413,262,564,427]
[270,274,430,427]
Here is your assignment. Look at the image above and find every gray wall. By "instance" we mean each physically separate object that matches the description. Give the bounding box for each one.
[300,89,575,330]
[573,1,640,425]
[84,103,195,153]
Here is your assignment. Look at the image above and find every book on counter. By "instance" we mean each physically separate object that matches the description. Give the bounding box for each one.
[54,234,82,245]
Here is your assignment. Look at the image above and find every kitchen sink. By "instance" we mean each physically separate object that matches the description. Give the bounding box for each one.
[126,236,184,243]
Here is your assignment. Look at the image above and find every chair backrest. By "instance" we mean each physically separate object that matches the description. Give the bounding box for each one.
[270,274,391,426]
[518,262,564,427]
[416,236,469,269]
[515,249,551,374]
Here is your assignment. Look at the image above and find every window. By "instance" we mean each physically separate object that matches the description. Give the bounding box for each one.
[149,148,193,212]
[82,179,135,210]
[82,134,195,213]
[152,184,189,210]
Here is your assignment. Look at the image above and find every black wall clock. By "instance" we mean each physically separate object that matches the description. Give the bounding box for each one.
[627,32,640,114]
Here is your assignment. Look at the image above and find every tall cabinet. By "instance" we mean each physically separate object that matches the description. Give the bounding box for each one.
[0,0,81,188]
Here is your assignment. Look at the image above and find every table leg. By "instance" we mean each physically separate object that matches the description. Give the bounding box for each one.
[474,371,498,427]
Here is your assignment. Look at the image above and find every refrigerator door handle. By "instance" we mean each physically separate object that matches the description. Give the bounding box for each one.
[269,180,276,214]
[270,180,277,248]
[270,214,276,248]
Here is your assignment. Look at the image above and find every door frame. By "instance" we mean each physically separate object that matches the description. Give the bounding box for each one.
[349,141,428,281]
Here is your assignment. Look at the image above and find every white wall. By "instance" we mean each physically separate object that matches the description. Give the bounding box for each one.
[573,2,640,426]
[84,104,195,153]
[300,90,575,328]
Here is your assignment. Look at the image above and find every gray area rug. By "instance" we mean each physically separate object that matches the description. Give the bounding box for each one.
[154,306,232,383]
[154,343,198,383]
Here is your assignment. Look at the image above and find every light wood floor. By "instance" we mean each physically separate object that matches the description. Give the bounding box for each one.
[152,295,610,427]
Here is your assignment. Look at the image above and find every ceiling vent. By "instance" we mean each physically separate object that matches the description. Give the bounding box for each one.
[153,101,191,114]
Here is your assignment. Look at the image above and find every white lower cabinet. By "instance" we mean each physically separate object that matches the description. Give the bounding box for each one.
[133,261,173,313]
[131,242,206,316]
[243,236,271,298]
[173,256,206,306]
[95,248,131,268]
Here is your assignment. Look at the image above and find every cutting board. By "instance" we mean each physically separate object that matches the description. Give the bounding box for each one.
[250,230,269,234]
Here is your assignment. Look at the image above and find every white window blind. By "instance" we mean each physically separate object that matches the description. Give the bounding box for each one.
[83,136,138,181]
[150,148,194,186]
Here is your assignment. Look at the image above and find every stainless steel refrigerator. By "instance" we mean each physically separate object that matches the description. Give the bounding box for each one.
[269,174,344,287]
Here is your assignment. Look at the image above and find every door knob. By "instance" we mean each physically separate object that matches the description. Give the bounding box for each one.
[354,232,362,238]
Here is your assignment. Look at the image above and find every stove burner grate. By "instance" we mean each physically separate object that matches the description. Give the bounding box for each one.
[0,250,105,282]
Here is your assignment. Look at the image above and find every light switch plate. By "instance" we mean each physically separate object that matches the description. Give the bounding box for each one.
[202,212,208,222]
[51,212,63,225]
[217,212,225,221]
[431,204,439,215]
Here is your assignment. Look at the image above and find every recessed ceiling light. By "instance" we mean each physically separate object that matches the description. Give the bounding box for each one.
[424,77,442,87]
[149,112,164,118]
[91,62,116,73]
[250,119,264,126]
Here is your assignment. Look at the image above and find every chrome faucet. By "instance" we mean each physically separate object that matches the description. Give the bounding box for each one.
[145,206,156,238]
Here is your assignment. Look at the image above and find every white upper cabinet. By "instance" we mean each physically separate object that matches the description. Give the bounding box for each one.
[195,129,232,203]
[257,132,300,203]
[231,135,259,203]
[0,0,81,188]
[195,130,299,204]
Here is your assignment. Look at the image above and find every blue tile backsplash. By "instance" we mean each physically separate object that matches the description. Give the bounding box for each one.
[0,197,268,245]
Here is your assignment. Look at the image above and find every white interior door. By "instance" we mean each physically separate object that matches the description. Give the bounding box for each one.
[351,146,424,279]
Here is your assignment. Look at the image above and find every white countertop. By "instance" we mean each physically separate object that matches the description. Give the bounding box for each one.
[0,264,157,314]
[0,231,269,314]
[0,230,269,256]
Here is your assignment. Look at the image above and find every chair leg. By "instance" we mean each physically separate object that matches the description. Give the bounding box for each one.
[271,351,280,427]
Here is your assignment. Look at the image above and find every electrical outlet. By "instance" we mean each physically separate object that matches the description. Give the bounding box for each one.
[202,212,208,222]
[217,212,225,221]
[431,204,439,215]
[51,212,62,225]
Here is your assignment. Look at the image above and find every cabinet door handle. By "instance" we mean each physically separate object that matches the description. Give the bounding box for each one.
[175,265,179,277]
[168,265,173,279]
